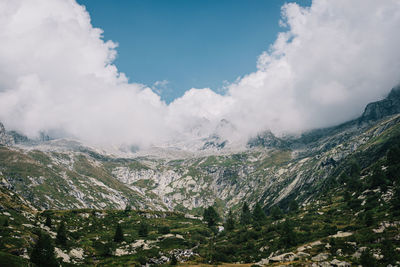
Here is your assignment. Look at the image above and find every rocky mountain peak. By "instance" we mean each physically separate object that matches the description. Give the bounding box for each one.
[360,85,400,122]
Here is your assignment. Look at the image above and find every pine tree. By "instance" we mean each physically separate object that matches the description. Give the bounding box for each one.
[391,186,400,216]
[369,165,387,190]
[56,221,67,246]
[203,206,219,227]
[45,214,52,228]
[113,223,124,242]
[280,219,297,248]
[270,206,283,220]
[387,145,400,181]
[289,200,299,213]
[3,218,9,227]
[225,209,235,231]
[170,254,178,265]
[138,221,148,237]
[364,210,374,227]
[30,231,58,267]
[360,249,376,267]
[124,204,131,214]
[252,203,266,223]
[240,202,251,225]
[350,161,360,178]
[387,145,400,166]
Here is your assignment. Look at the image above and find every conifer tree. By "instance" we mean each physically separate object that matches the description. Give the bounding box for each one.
[240,202,251,225]
[289,200,299,213]
[391,186,400,216]
[360,249,376,267]
[225,209,235,231]
[56,221,67,246]
[270,206,283,220]
[280,219,296,248]
[387,145,400,181]
[170,254,178,265]
[203,206,219,227]
[113,223,124,242]
[138,221,148,237]
[369,165,387,190]
[45,214,52,228]
[252,203,266,223]
[364,210,374,227]
[124,204,131,213]
[31,231,58,267]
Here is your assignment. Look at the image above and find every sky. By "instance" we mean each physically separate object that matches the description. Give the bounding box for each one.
[0,0,400,149]
[76,0,311,103]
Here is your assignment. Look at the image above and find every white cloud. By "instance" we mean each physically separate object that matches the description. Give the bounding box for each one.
[0,0,170,147]
[223,0,400,138]
[0,0,400,149]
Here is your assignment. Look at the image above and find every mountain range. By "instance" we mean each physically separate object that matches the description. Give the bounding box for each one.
[1,86,400,266]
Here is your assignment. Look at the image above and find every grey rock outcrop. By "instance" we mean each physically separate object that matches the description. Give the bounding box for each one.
[360,86,400,122]
[0,122,14,146]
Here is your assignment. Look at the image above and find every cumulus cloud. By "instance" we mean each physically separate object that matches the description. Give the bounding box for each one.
[0,0,400,149]
[0,0,170,147]
[223,0,400,138]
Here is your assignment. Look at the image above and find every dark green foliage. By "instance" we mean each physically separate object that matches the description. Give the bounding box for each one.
[270,205,283,220]
[240,202,251,225]
[343,190,351,203]
[0,251,28,267]
[279,219,297,248]
[137,255,147,265]
[360,249,376,267]
[346,161,363,192]
[289,200,299,213]
[225,209,235,231]
[30,231,58,267]
[95,239,114,256]
[124,205,131,213]
[113,223,124,243]
[157,225,170,235]
[347,176,362,192]
[138,221,148,237]
[350,161,360,178]
[348,198,362,210]
[369,165,387,190]
[56,221,67,246]
[387,145,400,181]
[45,214,51,228]
[203,206,219,227]
[2,218,8,227]
[252,203,266,223]
[392,186,400,216]
[364,210,374,227]
[381,238,397,264]
[338,173,350,184]
[387,145,400,166]
[170,254,178,265]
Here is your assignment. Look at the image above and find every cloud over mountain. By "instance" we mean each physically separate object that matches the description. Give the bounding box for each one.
[0,0,400,148]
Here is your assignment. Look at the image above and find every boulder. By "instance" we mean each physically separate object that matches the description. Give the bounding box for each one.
[331,259,351,266]
[269,252,298,262]
[311,253,330,262]
[297,251,310,258]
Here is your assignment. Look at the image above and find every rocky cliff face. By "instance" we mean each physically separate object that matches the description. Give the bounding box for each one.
[360,86,400,122]
[0,122,14,146]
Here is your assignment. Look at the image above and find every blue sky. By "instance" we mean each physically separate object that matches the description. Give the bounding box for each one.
[77,0,311,103]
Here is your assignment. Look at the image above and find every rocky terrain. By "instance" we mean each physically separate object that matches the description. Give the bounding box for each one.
[0,87,400,266]
[0,87,400,215]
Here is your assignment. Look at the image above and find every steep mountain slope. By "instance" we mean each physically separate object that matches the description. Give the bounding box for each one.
[1,87,400,266]
[0,87,400,215]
